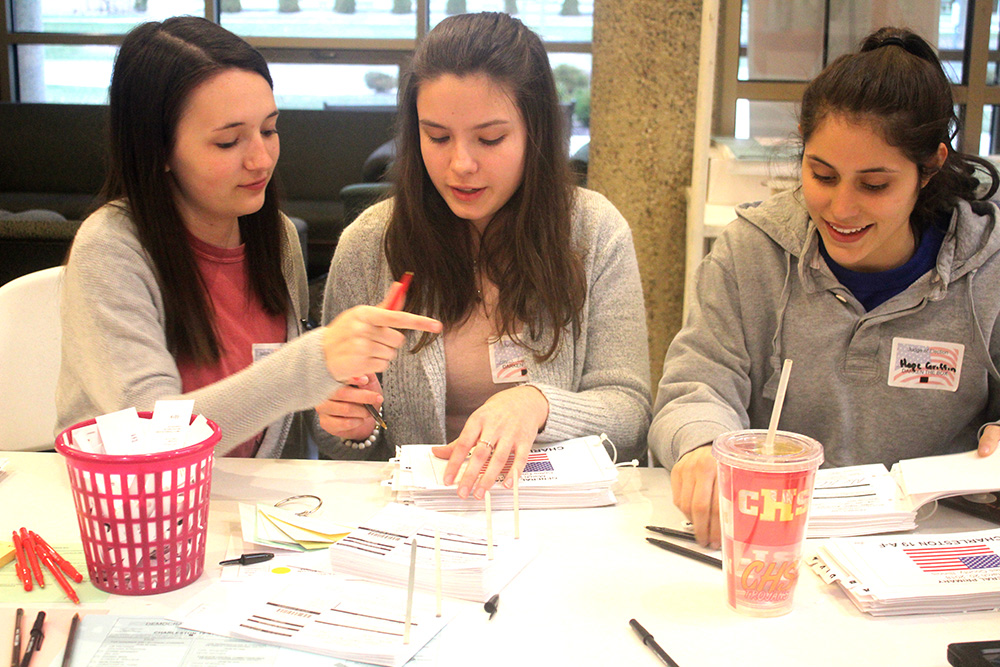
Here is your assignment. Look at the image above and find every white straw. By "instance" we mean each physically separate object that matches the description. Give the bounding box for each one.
[513,475,520,540]
[765,359,793,454]
[485,490,494,560]
[403,536,417,644]
[434,528,442,617]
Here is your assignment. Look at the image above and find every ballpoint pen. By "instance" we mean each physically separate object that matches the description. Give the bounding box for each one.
[646,537,723,569]
[629,618,680,667]
[219,552,274,566]
[11,532,31,592]
[38,548,79,605]
[18,530,44,588]
[645,526,697,543]
[18,611,43,667]
[61,614,79,667]
[359,271,414,430]
[11,608,22,667]
[484,593,500,620]
[30,533,83,584]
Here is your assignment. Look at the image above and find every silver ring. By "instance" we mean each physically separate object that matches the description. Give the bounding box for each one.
[274,494,323,516]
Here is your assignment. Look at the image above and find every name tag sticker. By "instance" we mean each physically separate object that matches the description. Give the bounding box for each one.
[252,343,283,363]
[887,337,964,392]
[489,336,529,384]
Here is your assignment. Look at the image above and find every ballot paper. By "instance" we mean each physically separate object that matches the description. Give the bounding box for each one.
[328,503,536,602]
[173,574,456,667]
[892,449,1000,509]
[70,402,216,455]
[807,464,917,538]
[391,435,619,510]
[238,503,353,551]
[810,528,1000,615]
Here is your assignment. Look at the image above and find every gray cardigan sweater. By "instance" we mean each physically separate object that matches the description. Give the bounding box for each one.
[322,187,652,462]
[56,203,341,458]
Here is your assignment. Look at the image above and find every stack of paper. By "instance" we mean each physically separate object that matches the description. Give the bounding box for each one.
[891,449,1000,509]
[810,529,1000,615]
[391,435,619,510]
[807,464,916,538]
[328,503,536,602]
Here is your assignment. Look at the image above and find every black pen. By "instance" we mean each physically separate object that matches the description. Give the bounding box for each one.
[10,608,22,667]
[219,552,274,566]
[645,526,696,542]
[484,593,500,620]
[646,537,723,569]
[629,618,680,667]
[61,614,79,667]
[18,612,43,667]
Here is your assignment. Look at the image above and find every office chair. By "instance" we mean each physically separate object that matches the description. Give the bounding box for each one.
[0,266,64,451]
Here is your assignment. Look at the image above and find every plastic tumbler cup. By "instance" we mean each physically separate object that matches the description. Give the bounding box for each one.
[712,429,823,617]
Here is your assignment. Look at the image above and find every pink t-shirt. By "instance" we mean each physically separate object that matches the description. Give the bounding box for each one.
[175,233,287,457]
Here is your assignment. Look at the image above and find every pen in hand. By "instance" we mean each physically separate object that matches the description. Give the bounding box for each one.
[629,618,680,667]
[357,271,414,431]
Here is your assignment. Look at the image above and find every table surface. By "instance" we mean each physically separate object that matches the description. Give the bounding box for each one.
[1,452,997,667]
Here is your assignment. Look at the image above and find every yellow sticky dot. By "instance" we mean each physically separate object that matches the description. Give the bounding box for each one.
[271,566,291,574]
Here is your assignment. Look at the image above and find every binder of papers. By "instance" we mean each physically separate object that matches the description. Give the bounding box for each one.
[328,503,536,603]
[390,435,619,511]
[810,528,1000,616]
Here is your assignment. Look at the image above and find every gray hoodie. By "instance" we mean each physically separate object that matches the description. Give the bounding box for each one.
[649,189,1000,470]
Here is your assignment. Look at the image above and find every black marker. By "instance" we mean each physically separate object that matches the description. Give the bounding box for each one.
[484,593,500,620]
[219,552,274,566]
[18,612,44,667]
[629,618,680,667]
[646,537,723,569]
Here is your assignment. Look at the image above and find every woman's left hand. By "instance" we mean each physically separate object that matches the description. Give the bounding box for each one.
[431,386,550,499]
[978,424,1000,456]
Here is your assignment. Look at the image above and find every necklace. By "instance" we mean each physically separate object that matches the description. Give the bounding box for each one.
[473,258,483,302]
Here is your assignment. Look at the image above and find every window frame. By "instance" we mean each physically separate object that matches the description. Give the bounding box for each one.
[713,0,1000,154]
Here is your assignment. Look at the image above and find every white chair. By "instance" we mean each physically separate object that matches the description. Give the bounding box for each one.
[0,266,64,451]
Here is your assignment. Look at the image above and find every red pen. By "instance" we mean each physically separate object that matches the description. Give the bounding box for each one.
[30,531,84,584]
[386,271,414,311]
[37,545,79,604]
[11,530,32,592]
[19,528,45,588]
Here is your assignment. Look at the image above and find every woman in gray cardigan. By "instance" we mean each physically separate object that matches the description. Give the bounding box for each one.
[57,17,439,457]
[319,13,651,497]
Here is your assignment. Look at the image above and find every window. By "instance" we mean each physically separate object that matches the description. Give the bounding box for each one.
[1,0,592,142]
[716,0,1000,156]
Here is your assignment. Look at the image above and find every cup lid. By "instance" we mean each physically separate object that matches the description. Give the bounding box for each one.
[712,429,824,473]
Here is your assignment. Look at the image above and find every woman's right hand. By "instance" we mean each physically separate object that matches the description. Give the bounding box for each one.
[315,374,383,440]
[321,280,442,383]
[671,444,720,548]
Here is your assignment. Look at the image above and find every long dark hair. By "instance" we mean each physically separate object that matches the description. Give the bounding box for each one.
[385,12,585,361]
[100,16,288,365]
[800,26,999,233]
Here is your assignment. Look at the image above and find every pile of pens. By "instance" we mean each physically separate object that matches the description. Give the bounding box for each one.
[11,528,83,604]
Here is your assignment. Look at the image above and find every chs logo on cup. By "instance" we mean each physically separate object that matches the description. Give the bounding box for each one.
[737,487,811,522]
[739,559,798,600]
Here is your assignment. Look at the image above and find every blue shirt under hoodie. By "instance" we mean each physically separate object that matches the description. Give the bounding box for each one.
[820,221,947,311]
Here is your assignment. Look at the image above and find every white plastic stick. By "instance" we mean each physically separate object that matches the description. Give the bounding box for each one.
[403,536,417,644]
[485,490,493,560]
[765,359,793,454]
[513,475,520,540]
[434,528,442,617]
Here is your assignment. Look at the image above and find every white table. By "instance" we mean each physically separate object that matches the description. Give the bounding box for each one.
[1,452,997,666]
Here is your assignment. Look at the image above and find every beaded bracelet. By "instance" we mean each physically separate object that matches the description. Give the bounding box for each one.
[344,408,382,450]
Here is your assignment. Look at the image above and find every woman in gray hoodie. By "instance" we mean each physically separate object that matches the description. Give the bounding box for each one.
[650,27,1000,547]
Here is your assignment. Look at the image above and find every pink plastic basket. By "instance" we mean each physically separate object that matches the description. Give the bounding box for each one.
[54,412,219,595]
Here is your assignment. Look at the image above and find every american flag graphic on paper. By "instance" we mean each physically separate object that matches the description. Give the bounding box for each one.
[887,337,964,392]
[903,544,1000,573]
[479,450,554,476]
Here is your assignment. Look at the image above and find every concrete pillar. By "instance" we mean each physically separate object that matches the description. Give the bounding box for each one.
[589,0,702,387]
